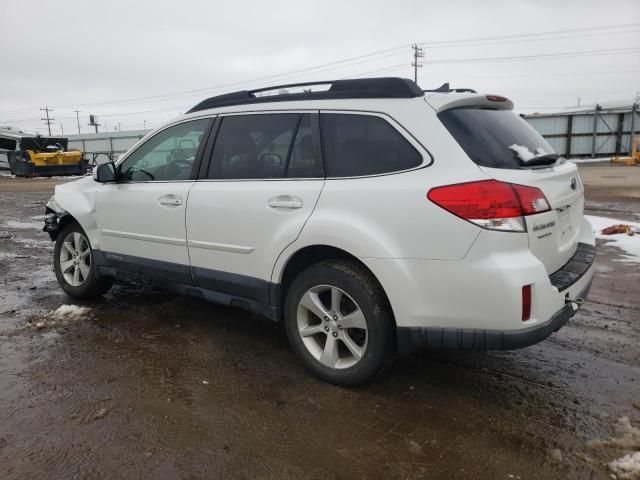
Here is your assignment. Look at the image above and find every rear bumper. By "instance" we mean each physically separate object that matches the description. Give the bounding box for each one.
[396,276,592,354]
[361,218,596,355]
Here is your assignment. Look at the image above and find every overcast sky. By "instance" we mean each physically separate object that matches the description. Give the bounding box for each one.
[1,0,638,135]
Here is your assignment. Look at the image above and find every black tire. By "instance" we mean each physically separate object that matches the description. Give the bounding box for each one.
[53,221,113,299]
[284,259,395,387]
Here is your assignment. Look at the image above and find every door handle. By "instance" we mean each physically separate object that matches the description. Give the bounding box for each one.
[158,195,183,206]
[267,196,303,209]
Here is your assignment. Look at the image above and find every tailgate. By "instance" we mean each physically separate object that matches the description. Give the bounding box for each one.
[481,161,584,273]
[436,104,586,274]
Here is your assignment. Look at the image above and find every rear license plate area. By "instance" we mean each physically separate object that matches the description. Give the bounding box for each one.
[556,205,573,241]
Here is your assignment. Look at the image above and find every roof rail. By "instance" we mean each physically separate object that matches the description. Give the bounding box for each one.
[186,77,424,113]
[423,83,477,94]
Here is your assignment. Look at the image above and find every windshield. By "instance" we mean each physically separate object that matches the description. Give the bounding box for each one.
[438,108,557,169]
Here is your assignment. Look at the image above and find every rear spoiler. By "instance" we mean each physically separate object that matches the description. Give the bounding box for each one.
[426,93,514,113]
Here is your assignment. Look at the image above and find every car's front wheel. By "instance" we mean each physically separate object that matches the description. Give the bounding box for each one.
[284,260,395,387]
[53,222,113,299]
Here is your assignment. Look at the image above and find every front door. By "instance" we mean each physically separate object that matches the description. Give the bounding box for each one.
[95,118,211,284]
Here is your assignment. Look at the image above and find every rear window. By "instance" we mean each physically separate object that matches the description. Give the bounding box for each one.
[438,108,556,169]
[321,114,422,177]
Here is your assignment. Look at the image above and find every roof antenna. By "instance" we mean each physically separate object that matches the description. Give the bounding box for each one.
[433,82,450,93]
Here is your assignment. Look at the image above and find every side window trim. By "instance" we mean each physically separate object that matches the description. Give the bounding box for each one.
[189,117,216,180]
[197,116,221,180]
[116,116,214,183]
[310,112,326,178]
[282,114,304,177]
[318,110,432,179]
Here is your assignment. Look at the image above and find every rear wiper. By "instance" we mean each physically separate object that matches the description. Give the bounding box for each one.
[521,153,559,167]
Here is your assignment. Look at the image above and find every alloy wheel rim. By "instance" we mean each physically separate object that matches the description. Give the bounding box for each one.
[296,285,368,369]
[59,232,91,287]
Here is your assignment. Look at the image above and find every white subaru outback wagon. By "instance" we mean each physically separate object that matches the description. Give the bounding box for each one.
[44,77,595,386]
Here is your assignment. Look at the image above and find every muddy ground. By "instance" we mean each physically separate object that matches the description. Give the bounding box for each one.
[0,165,639,480]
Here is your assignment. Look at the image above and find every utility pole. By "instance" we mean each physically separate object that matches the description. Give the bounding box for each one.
[60,123,64,135]
[117,122,121,131]
[74,110,81,134]
[411,44,424,84]
[40,107,54,136]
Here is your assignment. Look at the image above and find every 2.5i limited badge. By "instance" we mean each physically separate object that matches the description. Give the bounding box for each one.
[533,220,556,232]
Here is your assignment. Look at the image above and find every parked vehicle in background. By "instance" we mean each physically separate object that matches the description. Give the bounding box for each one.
[0,126,87,176]
[43,78,595,386]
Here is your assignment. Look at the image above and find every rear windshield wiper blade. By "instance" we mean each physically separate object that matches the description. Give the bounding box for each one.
[520,153,559,167]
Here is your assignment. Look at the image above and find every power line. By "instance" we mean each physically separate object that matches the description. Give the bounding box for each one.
[2,22,638,115]
[423,47,640,65]
[426,23,640,47]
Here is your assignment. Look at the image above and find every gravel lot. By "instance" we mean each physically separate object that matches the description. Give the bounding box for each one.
[1,165,639,480]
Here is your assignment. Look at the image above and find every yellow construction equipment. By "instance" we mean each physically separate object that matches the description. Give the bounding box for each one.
[1,133,87,176]
[611,138,640,166]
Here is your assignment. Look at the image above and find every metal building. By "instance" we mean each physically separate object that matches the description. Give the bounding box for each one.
[524,101,638,158]
[67,129,151,164]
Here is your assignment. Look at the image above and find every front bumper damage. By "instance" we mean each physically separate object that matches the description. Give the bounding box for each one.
[43,197,65,240]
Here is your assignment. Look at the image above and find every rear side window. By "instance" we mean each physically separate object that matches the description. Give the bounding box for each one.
[438,108,557,169]
[320,114,422,177]
[208,113,322,179]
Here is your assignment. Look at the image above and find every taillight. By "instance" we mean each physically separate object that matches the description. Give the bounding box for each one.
[427,180,550,232]
[522,285,532,321]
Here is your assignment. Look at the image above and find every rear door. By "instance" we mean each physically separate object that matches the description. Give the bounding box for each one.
[438,106,584,273]
[186,112,324,303]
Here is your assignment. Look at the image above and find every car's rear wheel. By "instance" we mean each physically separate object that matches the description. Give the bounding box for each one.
[284,260,395,387]
[53,222,113,298]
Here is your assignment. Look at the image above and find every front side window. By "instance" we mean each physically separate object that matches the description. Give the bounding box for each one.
[208,113,322,179]
[320,114,422,177]
[119,119,209,181]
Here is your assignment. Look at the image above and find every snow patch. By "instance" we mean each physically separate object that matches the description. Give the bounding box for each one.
[2,220,42,230]
[53,304,91,319]
[585,215,640,264]
[13,238,53,250]
[569,157,611,164]
[609,452,640,480]
[508,144,550,163]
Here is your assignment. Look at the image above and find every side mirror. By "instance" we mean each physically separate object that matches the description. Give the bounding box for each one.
[93,162,117,183]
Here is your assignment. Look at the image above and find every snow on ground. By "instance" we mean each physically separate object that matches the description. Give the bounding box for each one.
[0,173,83,179]
[609,451,640,479]
[569,158,611,164]
[52,304,91,320]
[2,220,42,230]
[585,215,640,264]
[13,238,53,250]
